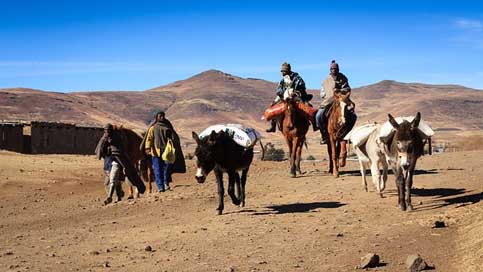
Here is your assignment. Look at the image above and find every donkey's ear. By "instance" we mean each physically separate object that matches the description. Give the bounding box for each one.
[207,130,217,145]
[412,112,421,129]
[388,114,400,129]
[192,131,200,144]
[209,130,217,140]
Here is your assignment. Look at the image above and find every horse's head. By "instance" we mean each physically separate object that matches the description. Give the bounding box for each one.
[388,112,421,173]
[334,90,351,126]
[191,130,223,183]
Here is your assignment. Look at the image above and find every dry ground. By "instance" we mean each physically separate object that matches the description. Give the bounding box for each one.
[0,150,482,272]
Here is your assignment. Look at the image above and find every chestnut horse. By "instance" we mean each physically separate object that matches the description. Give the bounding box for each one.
[112,126,152,197]
[327,91,352,177]
[282,98,310,177]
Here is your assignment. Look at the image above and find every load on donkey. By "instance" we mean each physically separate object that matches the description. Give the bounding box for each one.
[264,62,318,177]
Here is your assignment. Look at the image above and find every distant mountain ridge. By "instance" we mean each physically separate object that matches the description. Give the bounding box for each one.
[1,70,482,140]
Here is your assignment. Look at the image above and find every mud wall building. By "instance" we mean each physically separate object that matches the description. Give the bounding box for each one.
[30,122,103,155]
[0,123,24,153]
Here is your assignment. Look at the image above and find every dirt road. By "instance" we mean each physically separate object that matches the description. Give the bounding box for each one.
[0,150,481,271]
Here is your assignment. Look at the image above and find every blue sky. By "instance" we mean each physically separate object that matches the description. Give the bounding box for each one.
[0,0,482,92]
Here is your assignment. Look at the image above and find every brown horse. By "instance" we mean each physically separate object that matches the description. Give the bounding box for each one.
[326,91,352,177]
[112,126,152,198]
[282,98,310,177]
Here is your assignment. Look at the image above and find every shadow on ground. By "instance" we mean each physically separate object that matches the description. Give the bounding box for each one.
[252,201,346,215]
[338,169,441,177]
[415,189,482,211]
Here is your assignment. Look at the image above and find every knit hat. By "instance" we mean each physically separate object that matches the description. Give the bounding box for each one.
[281,62,291,72]
[330,60,339,70]
[104,123,113,130]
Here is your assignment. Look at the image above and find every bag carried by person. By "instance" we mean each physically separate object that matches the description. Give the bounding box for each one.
[162,139,176,164]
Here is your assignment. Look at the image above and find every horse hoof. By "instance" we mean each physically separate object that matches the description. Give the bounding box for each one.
[363,187,368,192]
[216,209,223,215]
[407,204,413,211]
[127,196,134,200]
[379,193,384,198]
[398,204,406,211]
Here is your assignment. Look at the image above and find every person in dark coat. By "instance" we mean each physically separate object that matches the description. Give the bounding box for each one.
[144,112,174,192]
[266,62,313,133]
[96,123,125,205]
[140,111,186,187]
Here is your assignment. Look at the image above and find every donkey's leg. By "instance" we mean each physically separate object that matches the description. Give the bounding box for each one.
[214,169,225,215]
[370,161,381,193]
[235,172,241,200]
[227,171,241,206]
[405,158,418,211]
[359,159,368,192]
[395,170,406,211]
[240,168,249,207]
[381,159,389,193]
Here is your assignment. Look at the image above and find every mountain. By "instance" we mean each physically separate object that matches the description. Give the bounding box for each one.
[351,80,483,130]
[1,70,482,141]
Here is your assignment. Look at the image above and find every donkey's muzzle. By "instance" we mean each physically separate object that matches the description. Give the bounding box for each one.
[196,176,206,184]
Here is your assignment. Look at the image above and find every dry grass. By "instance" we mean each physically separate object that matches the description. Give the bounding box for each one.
[453,135,483,151]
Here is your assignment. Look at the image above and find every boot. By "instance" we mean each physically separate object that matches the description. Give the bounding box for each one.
[320,129,328,145]
[266,119,276,133]
[312,120,318,132]
[115,183,124,202]
[104,183,115,205]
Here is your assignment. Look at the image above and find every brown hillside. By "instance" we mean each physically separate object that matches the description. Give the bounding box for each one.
[1,71,482,141]
[352,80,483,130]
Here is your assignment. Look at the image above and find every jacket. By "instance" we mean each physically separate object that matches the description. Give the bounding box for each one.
[276,72,312,102]
[145,122,172,157]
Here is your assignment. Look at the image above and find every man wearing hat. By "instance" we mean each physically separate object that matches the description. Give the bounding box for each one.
[316,60,355,144]
[266,62,312,132]
[145,111,173,192]
[95,123,125,205]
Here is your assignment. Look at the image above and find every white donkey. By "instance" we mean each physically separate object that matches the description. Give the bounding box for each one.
[345,123,389,197]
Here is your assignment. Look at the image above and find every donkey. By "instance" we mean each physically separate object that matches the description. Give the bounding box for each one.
[350,124,389,196]
[386,112,425,211]
[282,97,310,178]
[192,130,254,215]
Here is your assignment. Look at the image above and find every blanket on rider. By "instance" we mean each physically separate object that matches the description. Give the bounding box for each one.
[264,100,317,121]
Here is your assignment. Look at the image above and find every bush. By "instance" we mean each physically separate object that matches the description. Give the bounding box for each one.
[306,155,316,161]
[263,142,285,161]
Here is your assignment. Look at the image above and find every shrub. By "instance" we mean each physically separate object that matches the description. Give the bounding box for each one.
[263,142,285,161]
[306,155,316,161]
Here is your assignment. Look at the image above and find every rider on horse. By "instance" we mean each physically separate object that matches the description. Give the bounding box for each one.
[316,60,356,144]
[266,62,314,132]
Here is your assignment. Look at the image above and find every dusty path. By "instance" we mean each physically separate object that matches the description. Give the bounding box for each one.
[0,150,482,271]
